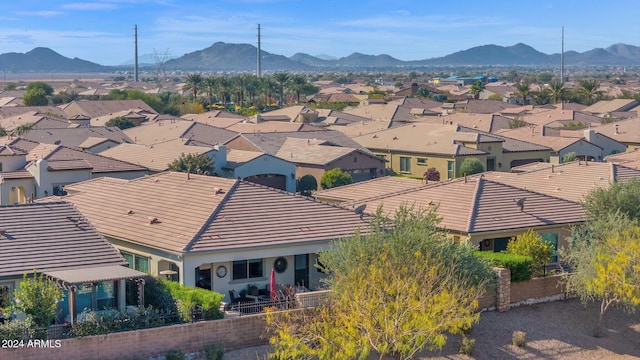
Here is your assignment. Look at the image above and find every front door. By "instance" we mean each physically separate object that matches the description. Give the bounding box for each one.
[294,254,309,288]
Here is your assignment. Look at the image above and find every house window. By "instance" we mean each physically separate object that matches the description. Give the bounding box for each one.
[0,284,12,310]
[232,259,263,280]
[486,157,496,171]
[540,232,559,263]
[120,251,149,273]
[0,163,3,172]
[399,157,411,173]
[447,161,455,179]
[417,158,427,166]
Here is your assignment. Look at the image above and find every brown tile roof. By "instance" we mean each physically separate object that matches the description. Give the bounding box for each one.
[59,100,157,118]
[605,148,640,163]
[583,99,639,114]
[275,138,360,165]
[25,144,147,174]
[99,139,214,172]
[0,106,68,119]
[353,123,488,156]
[315,176,426,203]
[0,144,27,156]
[124,120,237,147]
[496,126,598,152]
[482,161,640,202]
[342,177,585,234]
[0,112,70,132]
[0,170,33,180]
[227,121,304,133]
[458,127,552,153]
[432,113,516,133]
[59,172,369,254]
[181,111,245,128]
[20,126,133,149]
[233,130,370,155]
[0,202,128,279]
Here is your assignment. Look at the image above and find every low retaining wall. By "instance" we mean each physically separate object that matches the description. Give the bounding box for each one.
[0,314,269,360]
[1,270,569,360]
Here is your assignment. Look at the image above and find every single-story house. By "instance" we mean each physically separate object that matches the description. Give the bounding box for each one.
[0,202,147,325]
[55,172,370,303]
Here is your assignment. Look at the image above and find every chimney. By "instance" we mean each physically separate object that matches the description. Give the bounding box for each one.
[551,164,555,173]
[255,114,263,123]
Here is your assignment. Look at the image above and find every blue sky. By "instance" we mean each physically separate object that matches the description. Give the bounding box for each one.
[1,0,638,66]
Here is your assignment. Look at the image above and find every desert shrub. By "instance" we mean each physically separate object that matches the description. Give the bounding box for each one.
[165,349,185,360]
[160,279,224,321]
[459,335,475,355]
[203,344,225,360]
[0,321,31,341]
[512,330,526,347]
[505,229,554,277]
[70,306,168,337]
[474,252,533,282]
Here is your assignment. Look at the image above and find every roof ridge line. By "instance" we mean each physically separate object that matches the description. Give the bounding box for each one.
[466,176,483,233]
[182,179,240,253]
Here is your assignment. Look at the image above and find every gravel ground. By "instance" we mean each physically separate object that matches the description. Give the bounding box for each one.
[223,298,640,359]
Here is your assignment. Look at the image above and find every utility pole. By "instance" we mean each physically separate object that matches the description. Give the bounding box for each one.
[561,26,564,83]
[134,25,139,82]
[257,24,262,78]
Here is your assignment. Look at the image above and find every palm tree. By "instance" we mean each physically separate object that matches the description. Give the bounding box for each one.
[12,123,33,137]
[287,75,308,104]
[244,75,260,107]
[549,81,566,104]
[261,76,278,109]
[272,73,290,106]
[514,81,531,106]
[217,76,232,108]
[203,76,217,103]
[469,81,485,100]
[182,73,204,98]
[578,79,602,105]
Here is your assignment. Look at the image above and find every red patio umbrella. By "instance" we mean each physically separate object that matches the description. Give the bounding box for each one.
[270,268,277,300]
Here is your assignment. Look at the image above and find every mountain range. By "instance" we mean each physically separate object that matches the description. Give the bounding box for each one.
[1,42,639,73]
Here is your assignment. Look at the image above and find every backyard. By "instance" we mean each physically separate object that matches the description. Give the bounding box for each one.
[225,298,640,359]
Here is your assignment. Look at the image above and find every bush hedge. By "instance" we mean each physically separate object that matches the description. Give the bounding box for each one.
[474,251,533,282]
[160,279,224,321]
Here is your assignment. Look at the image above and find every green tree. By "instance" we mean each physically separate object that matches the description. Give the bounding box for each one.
[487,93,503,101]
[272,73,290,106]
[505,229,554,277]
[561,214,640,337]
[13,271,63,338]
[298,174,318,196]
[22,88,48,106]
[581,177,640,221]
[469,81,485,100]
[549,81,566,104]
[266,206,492,359]
[167,153,214,174]
[0,126,6,137]
[320,168,352,189]
[105,116,135,130]
[562,152,577,163]
[578,79,602,105]
[514,81,531,106]
[25,81,54,96]
[459,157,484,176]
[11,123,33,137]
[183,73,204,98]
[4,83,17,91]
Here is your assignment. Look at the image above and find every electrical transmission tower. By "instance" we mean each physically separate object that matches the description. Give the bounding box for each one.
[153,48,171,81]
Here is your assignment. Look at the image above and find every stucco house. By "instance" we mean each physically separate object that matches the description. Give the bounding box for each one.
[0,202,147,325]
[354,123,550,179]
[0,138,148,205]
[56,172,369,303]
[225,130,385,186]
[316,175,585,260]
